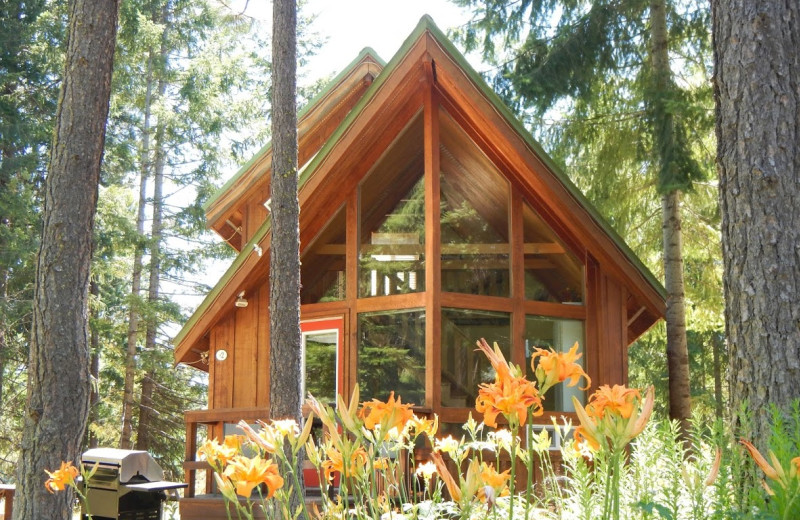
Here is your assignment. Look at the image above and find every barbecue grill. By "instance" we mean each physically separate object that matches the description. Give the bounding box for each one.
[80,448,186,520]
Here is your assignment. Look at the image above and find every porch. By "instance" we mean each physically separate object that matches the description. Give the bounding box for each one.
[179,406,564,520]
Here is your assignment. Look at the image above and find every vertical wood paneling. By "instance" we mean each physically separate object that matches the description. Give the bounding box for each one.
[233,290,259,408]
[212,315,235,409]
[256,284,271,408]
[423,68,441,411]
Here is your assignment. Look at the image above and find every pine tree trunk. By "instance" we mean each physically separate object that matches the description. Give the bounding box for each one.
[13,0,118,516]
[121,52,155,449]
[0,264,7,413]
[135,371,155,452]
[712,331,723,421]
[270,0,304,511]
[88,279,100,449]
[138,97,166,451]
[650,0,692,435]
[712,0,800,447]
[662,190,692,433]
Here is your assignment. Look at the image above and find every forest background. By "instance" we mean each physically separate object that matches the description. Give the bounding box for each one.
[0,0,722,484]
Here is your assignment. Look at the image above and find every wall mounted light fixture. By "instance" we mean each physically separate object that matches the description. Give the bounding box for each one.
[235,291,248,308]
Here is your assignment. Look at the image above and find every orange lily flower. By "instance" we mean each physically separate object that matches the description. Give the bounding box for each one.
[223,455,284,498]
[359,392,414,436]
[477,462,510,503]
[45,461,79,493]
[475,339,542,427]
[198,436,241,468]
[321,445,369,483]
[573,385,654,452]
[531,342,591,393]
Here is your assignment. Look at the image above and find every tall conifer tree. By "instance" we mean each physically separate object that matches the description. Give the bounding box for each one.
[270,0,304,510]
[14,0,118,516]
[454,0,712,431]
[712,0,800,447]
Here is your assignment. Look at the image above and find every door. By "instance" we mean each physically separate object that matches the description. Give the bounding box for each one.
[301,317,344,489]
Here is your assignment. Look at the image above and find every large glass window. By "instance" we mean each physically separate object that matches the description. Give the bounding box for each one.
[525,315,586,411]
[523,200,584,303]
[301,205,346,304]
[358,309,425,404]
[441,308,510,407]
[440,109,510,297]
[359,115,425,298]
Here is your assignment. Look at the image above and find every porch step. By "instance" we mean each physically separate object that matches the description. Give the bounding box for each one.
[180,494,326,520]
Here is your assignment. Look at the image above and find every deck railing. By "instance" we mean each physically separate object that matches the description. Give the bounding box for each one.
[183,407,270,498]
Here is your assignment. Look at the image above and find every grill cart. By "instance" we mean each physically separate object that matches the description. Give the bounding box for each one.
[80,448,187,520]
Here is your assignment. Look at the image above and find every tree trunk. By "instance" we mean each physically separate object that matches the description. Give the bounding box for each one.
[270,0,304,511]
[712,0,800,447]
[13,0,118,516]
[712,331,723,421]
[88,279,100,449]
[121,51,155,449]
[650,0,692,436]
[662,190,692,433]
[135,371,155,452]
[138,94,166,451]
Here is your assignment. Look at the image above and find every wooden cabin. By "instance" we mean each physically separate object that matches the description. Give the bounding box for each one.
[173,16,665,517]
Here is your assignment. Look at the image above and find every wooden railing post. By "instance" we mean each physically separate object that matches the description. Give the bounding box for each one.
[0,484,15,520]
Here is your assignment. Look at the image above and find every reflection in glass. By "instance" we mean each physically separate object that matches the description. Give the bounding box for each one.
[523,200,584,302]
[301,205,346,304]
[525,315,585,411]
[358,309,425,403]
[303,329,338,405]
[440,109,510,297]
[440,308,510,407]
[359,115,425,298]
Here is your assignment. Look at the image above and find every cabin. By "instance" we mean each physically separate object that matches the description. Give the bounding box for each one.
[173,15,665,517]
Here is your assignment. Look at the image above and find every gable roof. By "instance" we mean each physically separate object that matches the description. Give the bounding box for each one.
[174,15,665,367]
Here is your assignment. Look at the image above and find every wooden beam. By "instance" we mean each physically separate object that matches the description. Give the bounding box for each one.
[423,56,441,412]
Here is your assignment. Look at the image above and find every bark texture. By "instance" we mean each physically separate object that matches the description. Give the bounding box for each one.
[13,0,118,517]
[713,0,800,447]
[651,0,692,433]
[269,0,304,510]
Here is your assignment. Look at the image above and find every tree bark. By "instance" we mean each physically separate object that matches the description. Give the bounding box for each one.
[650,0,692,436]
[713,0,800,447]
[121,50,155,449]
[270,0,304,511]
[13,0,118,516]
[88,279,100,449]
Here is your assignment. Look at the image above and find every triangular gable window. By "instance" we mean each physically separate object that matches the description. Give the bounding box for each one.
[358,114,425,298]
[439,108,510,297]
[301,204,346,304]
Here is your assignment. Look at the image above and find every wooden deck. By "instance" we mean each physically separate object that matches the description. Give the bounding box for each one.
[180,493,327,520]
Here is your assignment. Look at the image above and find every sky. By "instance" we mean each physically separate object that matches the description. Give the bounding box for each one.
[239,0,480,81]
[302,0,476,77]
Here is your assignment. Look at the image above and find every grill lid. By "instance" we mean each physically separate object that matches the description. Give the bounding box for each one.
[82,448,164,484]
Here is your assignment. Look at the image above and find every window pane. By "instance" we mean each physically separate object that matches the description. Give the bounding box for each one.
[303,330,338,405]
[358,309,425,404]
[523,200,584,302]
[301,204,346,304]
[359,114,425,298]
[440,109,510,297]
[441,308,510,408]
[525,315,586,411]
